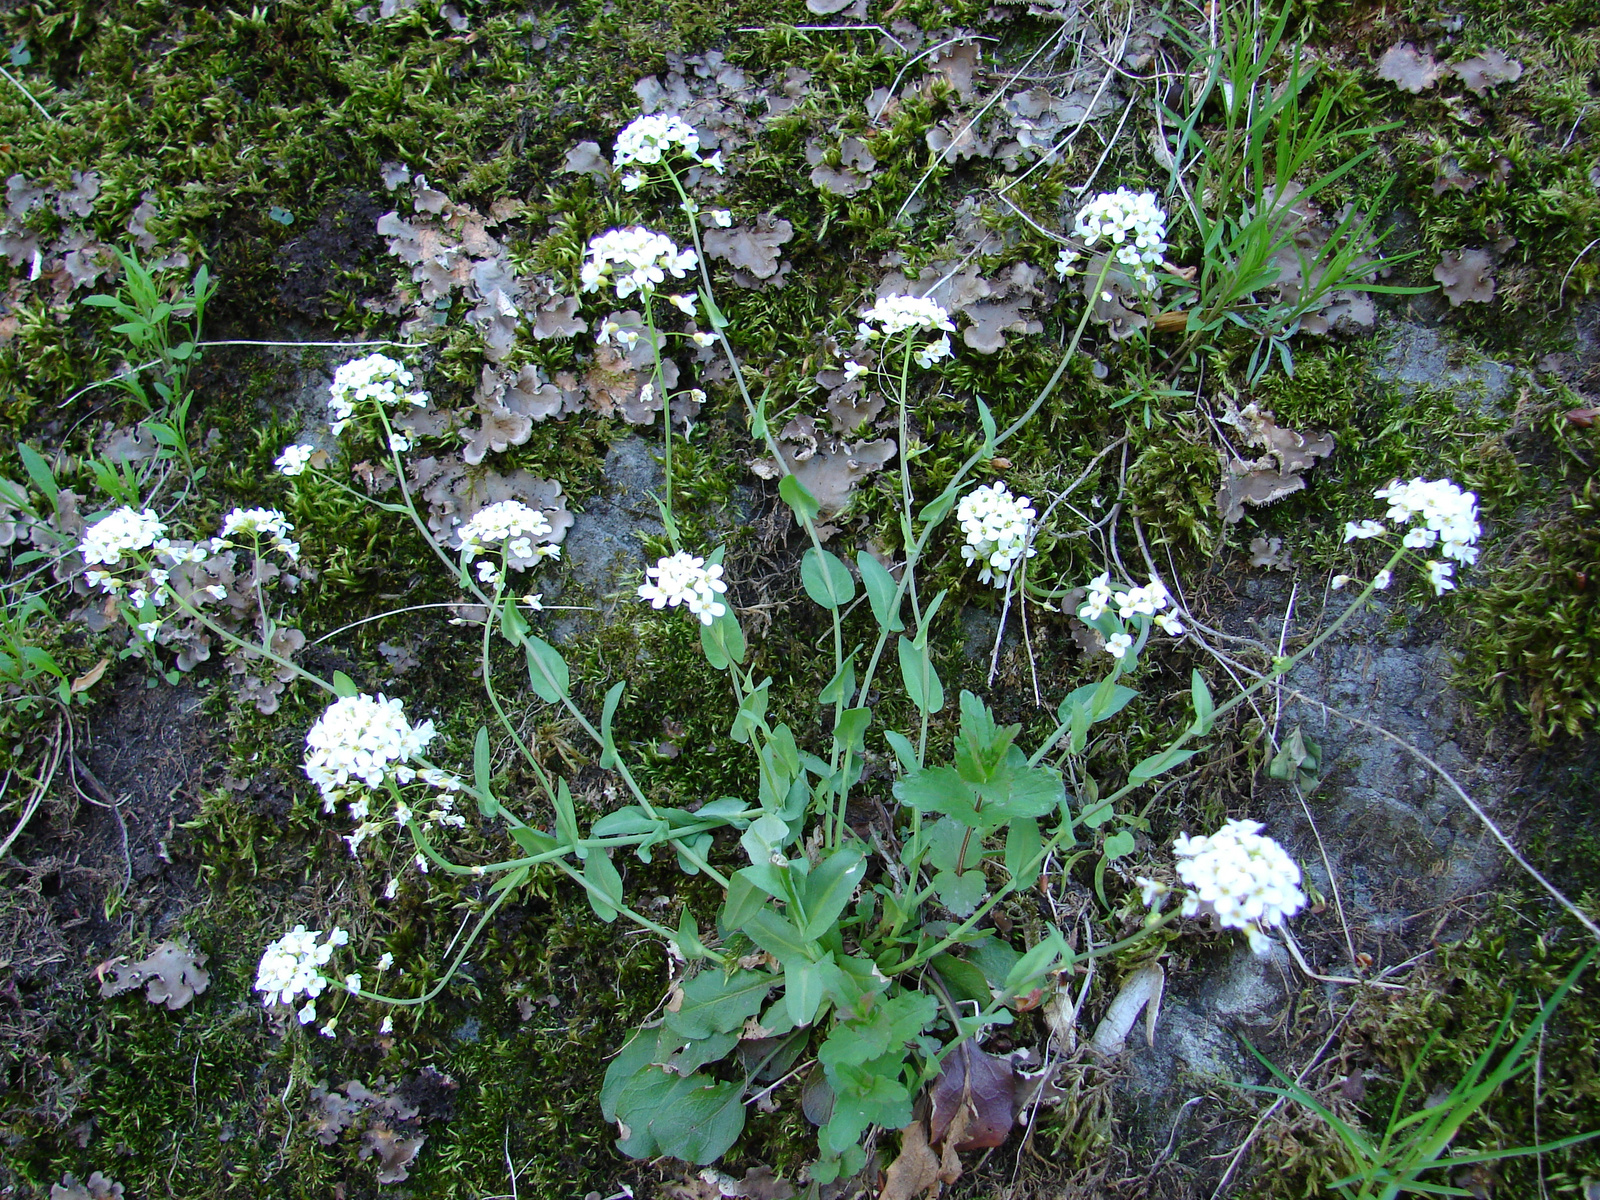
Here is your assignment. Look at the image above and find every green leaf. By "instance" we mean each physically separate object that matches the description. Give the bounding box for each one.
[741,906,814,963]
[1005,817,1041,888]
[799,848,866,941]
[699,286,729,330]
[665,969,773,1040]
[583,850,624,922]
[884,730,919,774]
[897,636,944,715]
[930,954,991,1006]
[488,865,529,897]
[817,654,856,708]
[932,868,986,917]
[510,826,557,857]
[700,603,746,668]
[730,677,770,744]
[674,909,708,961]
[778,473,820,523]
[499,593,528,646]
[661,1026,740,1075]
[1101,829,1136,859]
[599,681,625,768]
[786,958,827,1028]
[966,937,1021,993]
[976,397,997,453]
[833,707,870,755]
[605,1051,747,1165]
[856,552,904,632]
[1003,928,1068,998]
[1128,746,1199,786]
[472,727,499,819]
[1190,669,1214,736]
[917,488,956,525]
[801,546,856,609]
[554,779,585,859]
[524,636,570,703]
[331,671,359,698]
[720,870,768,932]
[1056,681,1138,726]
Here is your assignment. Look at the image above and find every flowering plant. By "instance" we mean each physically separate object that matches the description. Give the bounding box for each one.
[1341,477,1480,595]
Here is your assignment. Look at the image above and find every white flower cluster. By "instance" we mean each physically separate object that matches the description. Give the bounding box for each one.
[328,353,429,435]
[275,444,318,476]
[215,506,299,562]
[457,501,555,562]
[956,483,1037,587]
[637,551,728,625]
[79,507,167,567]
[304,693,438,803]
[612,115,726,191]
[581,227,698,300]
[1079,573,1184,639]
[1343,477,1480,595]
[1169,819,1306,954]
[858,294,957,343]
[255,924,349,1024]
[1068,188,1168,288]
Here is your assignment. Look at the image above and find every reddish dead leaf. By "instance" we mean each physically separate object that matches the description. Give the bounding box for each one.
[927,1039,1016,1152]
[1565,408,1598,428]
[70,657,109,694]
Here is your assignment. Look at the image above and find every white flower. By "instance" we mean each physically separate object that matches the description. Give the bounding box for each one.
[1053,247,1081,278]
[377,952,394,971]
[613,113,702,169]
[858,294,956,341]
[1136,876,1170,909]
[276,444,318,476]
[204,584,228,600]
[521,593,544,611]
[456,500,553,563]
[638,551,728,625]
[1344,519,1386,542]
[256,925,348,1009]
[690,330,716,347]
[477,560,502,587]
[137,620,162,641]
[1371,478,1481,566]
[345,973,362,994]
[384,878,399,900]
[1153,612,1185,636]
[620,171,644,192]
[299,1001,317,1025]
[1078,572,1114,621]
[1105,632,1134,659]
[581,227,698,299]
[711,209,732,227]
[394,801,412,826]
[328,353,427,433]
[914,333,953,369]
[220,507,294,542]
[1426,560,1455,594]
[389,434,411,453]
[669,293,697,316]
[1073,188,1168,289]
[1173,819,1305,954]
[415,853,429,874]
[303,693,437,802]
[79,507,167,569]
[379,1015,394,1034]
[1330,574,1352,591]
[842,360,868,381]
[1372,568,1393,590]
[955,483,1037,587]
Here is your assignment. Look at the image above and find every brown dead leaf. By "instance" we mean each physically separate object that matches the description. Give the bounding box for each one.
[1376,42,1443,93]
[71,657,110,695]
[1565,407,1598,428]
[50,1172,123,1200]
[703,215,793,280]
[880,1120,944,1200]
[928,1039,1016,1152]
[97,940,210,1010]
[1450,49,1522,96]
[1433,248,1495,305]
[360,1125,426,1184]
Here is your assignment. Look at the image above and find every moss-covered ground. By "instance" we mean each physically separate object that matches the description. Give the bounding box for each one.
[0,0,1596,1195]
